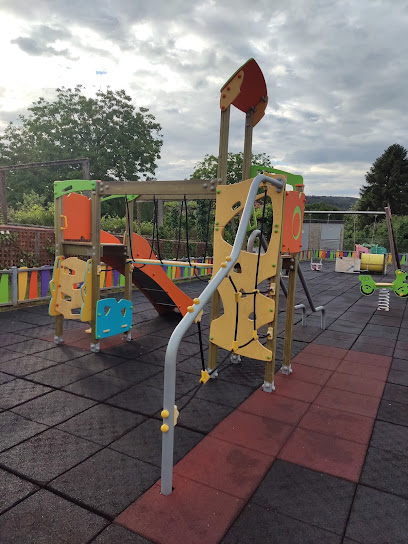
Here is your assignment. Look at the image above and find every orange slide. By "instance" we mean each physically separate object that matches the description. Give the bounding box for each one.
[62,192,193,316]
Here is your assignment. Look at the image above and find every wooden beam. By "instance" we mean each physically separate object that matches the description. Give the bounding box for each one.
[97,179,221,198]
[0,158,90,172]
[242,109,254,181]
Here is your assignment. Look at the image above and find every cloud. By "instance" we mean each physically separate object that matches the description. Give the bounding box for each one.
[1,1,408,195]
[11,24,77,59]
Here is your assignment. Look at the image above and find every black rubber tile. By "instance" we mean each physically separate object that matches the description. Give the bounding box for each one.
[17,324,55,338]
[360,446,408,499]
[108,383,165,416]
[351,339,394,356]
[28,364,96,387]
[0,489,107,543]
[346,485,408,544]
[0,371,15,384]
[142,370,199,396]
[0,411,48,452]
[40,346,88,363]
[0,428,101,483]
[280,324,322,343]
[217,359,266,388]
[393,348,408,360]
[5,338,55,355]
[110,418,203,466]
[195,379,254,408]
[391,358,407,371]
[387,369,408,386]
[369,315,402,327]
[12,390,96,426]
[377,399,408,427]
[50,448,160,518]
[64,373,132,401]
[0,378,51,409]
[91,523,153,543]
[105,337,168,359]
[370,421,408,456]
[222,501,341,544]
[176,353,210,375]
[328,320,365,335]
[58,404,145,445]
[0,354,59,376]
[175,397,234,434]
[0,468,38,514]
[136,349,168,366]
[66,352,126,371]
[383,383,408,405]
[251,460,355,535]
[300,329,356,348]
[360,323,400,340]
[102,360,162,384]
[0,348,21,363]
[0,332,28,347]
[0,320,37,333]
[14,311,55,326]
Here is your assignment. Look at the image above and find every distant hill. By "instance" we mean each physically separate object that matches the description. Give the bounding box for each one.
[305,195,358,210]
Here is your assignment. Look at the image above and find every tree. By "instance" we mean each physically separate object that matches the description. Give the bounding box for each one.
[190,152,273,184]
[0,86,163,207]
[358,144,408,215]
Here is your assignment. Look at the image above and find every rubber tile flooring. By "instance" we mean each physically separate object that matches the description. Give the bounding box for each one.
[0,262,407,543]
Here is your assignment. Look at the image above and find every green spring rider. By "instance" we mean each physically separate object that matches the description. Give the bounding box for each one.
[359,270,408,298]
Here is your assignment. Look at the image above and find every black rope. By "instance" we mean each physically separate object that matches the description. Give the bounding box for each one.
[184,195,208,283]
[197,321,206,372]
[252,189,268,332]
[175,200,184,261]
[153,196,164,264]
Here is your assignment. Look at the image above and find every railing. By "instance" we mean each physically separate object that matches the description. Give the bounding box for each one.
[299,249,408,263]
[0,257,213,308]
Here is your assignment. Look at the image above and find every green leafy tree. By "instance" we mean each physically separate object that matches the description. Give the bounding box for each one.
[0,86,163,208]
[191,152,273,242]
[191,152,273,184]
[358,144,408,215]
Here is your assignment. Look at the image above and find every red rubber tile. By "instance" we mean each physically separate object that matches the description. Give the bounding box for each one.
[344,351,392,368]
[210,410,294,457]
[286,363,332,386]
[174,436,273,499]
[292,352,341,371]
[116,475,244,544]
[278,427,366,482]
[336,360,389,381]
[326,372,385,399]
[274,374,322,403]
[314,387,381,418]
[302,344,348,360]
[238,389,310,425]
[299,404,374,445]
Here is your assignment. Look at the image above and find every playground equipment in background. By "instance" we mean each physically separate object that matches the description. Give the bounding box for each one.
[359,252,387,274]
[359,269,408,298]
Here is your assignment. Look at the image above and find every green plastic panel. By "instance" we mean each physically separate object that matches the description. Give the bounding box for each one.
[54,180,97,199]
[101,194,139,203]
[0,272,9,304]
[250,165,303,188]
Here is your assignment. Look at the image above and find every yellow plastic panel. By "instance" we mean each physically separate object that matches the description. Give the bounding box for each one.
[210,175,285,361]
[80,260,92,322]
[220,70,244,110]
[56,257,86,319]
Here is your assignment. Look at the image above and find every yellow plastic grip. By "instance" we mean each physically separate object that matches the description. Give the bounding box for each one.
[60,215,68,230]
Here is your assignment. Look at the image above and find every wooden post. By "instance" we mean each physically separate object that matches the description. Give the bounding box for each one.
[208,107,230,371]
[264,256,283,388]
[242,109,254,181]
[54,196,64,340]
[0,171,7,224]
[124,199,134,303]
[90,189,101,348]
[282,254,299,370]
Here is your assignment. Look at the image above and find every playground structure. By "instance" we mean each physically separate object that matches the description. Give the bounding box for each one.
[48,59,309,496]
[359,269,408,298]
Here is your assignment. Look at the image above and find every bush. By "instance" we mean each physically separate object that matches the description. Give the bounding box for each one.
[8,191,54,226]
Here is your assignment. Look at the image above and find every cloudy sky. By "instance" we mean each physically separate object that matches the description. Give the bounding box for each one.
[1,0,407,196]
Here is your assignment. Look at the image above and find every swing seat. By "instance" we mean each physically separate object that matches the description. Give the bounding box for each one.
[311,262,323,271]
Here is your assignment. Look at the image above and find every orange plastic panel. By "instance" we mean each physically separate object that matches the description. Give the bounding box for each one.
[62,192,91,240]
[281,191,306,254]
